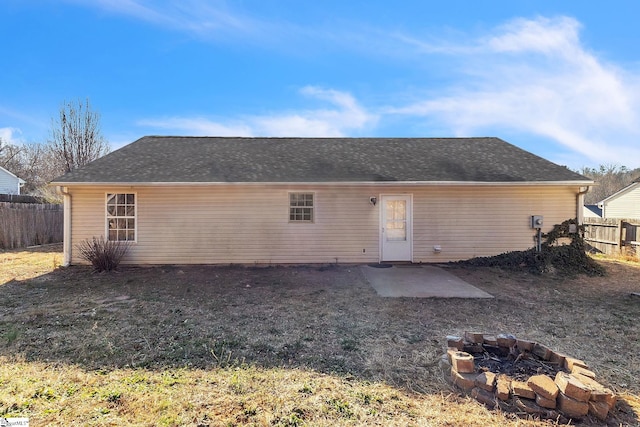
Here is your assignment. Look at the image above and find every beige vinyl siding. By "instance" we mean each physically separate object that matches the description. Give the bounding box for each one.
[69,185,379,265]
[602,185,640,219]
[67,184,579,265]
[411,186,576,261]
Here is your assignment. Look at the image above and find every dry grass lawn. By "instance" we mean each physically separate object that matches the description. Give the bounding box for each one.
[1,245,639,426]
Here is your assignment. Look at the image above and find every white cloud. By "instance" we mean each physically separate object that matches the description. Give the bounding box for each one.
[137,86,377,137]
[74,0,260,39]
[0,127,23,145]
[253,115,343,137]
[391,16,640,166]
[60,5,640,167]
[485,16,582,55]
[137,117,254,137]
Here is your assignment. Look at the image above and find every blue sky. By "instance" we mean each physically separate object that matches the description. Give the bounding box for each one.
[2,1,640,169]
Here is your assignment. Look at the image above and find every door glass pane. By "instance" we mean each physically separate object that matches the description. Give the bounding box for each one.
[386,200,406,241]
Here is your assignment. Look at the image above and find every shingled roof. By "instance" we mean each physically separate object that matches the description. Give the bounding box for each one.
[52,136,591,184]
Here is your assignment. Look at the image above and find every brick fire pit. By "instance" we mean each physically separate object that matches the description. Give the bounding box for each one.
[441,332,617,422]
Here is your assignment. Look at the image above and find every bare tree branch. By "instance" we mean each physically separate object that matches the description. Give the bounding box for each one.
[49,98,109,173]
[579,164,640,203]
[1,100,108,198]
[0,137,23,169]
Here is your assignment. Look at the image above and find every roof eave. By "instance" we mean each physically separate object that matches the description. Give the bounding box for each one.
[50,180,595,187]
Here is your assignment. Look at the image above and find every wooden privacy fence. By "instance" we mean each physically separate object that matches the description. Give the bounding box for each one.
[0,194,46,204]
[0,202,63,249]
[583,217,640,258]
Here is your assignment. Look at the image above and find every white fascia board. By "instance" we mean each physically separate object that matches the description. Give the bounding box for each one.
[0,165,21,180]
[50,180,595,187]
[598,182,640,205]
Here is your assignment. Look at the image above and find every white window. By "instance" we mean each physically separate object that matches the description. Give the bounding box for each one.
[106,193,136,241]
[289,193,314,222]
[385,199,407,241]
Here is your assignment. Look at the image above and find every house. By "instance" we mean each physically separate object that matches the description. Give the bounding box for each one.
[51,136,593,266]
[0,165,25,195]
[596,179,640,219]
[582,204,602,218]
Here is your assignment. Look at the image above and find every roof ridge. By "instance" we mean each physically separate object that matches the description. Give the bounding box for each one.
[141,135,500,140]
[51,136,591,184]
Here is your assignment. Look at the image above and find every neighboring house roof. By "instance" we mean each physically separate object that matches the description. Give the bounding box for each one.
[597,180,640,207]
[52,136,592,185]
[0,165,23,182]
[0,166,25,194]
[583,205,603,218]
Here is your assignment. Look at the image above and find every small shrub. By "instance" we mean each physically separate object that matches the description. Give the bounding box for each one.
[76,236,131,272]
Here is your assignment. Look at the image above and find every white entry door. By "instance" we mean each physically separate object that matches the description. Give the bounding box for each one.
[381,195,412,261]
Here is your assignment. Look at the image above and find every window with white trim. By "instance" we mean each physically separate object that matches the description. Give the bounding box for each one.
[289,192,314,222]
[106,193,136,241]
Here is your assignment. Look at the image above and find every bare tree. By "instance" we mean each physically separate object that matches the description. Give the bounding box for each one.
[580,164,640,204]
[0,141,61,196]
[49,99,109,173]
[0,137,23,170]
[21,143,63,193]
[1,100,108,200]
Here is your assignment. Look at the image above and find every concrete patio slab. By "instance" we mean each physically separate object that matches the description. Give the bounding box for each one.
[361,265,494,298]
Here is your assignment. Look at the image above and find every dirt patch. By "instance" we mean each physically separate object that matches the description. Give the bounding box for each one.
[1,247,639,425]
[457,246,605,276]
[456,220,606,276]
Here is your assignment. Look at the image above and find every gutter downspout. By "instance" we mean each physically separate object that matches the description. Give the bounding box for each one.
[57,186,72,266]
[577,186,591,224]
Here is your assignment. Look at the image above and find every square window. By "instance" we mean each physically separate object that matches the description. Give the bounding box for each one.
[289,193,314,222]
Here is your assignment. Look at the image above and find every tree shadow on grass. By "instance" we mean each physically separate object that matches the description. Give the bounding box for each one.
[1,262,639,426]
[1,264,440,384]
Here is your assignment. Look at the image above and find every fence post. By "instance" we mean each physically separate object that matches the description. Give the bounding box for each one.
[617,219,623,255]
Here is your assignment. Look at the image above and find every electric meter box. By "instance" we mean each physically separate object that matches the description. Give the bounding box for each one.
[531,215,544,229]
